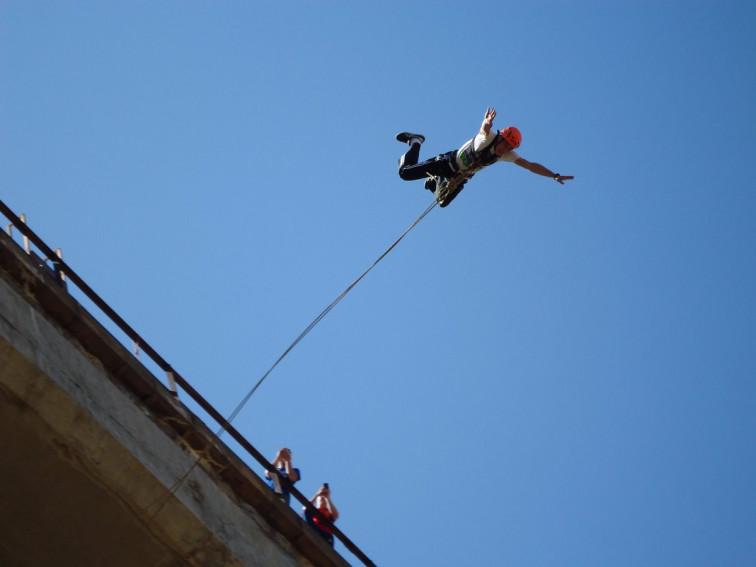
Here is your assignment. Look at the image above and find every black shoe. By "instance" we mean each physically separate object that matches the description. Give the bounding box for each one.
[424,177,437,192]
[396,132,425,145]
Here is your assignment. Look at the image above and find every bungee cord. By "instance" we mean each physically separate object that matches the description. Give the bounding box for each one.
[226,197,438,425]
[146,197,438,518]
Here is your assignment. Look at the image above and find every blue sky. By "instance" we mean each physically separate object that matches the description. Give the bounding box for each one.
[2,2,755,566]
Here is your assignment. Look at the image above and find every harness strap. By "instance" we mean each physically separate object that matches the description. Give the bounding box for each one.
[456,133,500,173]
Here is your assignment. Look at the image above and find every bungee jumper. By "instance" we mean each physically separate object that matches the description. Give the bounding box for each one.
[396,107,574,207]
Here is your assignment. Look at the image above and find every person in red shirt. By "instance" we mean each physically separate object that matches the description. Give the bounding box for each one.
[303,484,339,547]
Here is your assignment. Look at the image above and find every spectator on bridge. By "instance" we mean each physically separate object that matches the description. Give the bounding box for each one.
[303,484,339,548]
[265,447,300,505]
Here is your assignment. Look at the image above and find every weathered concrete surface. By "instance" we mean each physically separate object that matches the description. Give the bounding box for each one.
[0,229,351,567]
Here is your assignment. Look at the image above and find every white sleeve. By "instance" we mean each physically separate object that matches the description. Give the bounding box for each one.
[472,131,496,152]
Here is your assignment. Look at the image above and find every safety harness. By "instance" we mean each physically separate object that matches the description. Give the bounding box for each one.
[433,134,502,207]
[456,133,502,173]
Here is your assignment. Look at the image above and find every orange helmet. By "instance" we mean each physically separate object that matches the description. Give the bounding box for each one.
[499,126,522,149]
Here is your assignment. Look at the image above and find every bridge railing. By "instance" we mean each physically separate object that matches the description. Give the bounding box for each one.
[0,199,375,567]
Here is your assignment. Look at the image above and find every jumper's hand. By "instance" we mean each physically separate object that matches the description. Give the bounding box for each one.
[482,107,497,134]
[555,175,574,185]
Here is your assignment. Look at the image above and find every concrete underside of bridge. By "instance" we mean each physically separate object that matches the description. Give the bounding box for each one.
[0,362,189,567]
[0,229,350,567]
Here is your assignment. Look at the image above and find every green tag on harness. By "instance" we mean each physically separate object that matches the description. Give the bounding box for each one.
[460,150,472,168]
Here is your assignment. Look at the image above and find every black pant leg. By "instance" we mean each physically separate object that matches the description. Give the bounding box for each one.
[399,147,456,181]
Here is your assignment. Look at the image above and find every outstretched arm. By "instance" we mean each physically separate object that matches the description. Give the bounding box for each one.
[480,107,496,136]
[514,157,574,185]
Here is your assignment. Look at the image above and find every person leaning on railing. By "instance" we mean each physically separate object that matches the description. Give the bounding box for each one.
[303,484,339,547]
[265,447,300,505]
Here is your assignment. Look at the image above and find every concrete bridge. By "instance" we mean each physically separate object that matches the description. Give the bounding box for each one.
[0,215,365,567]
